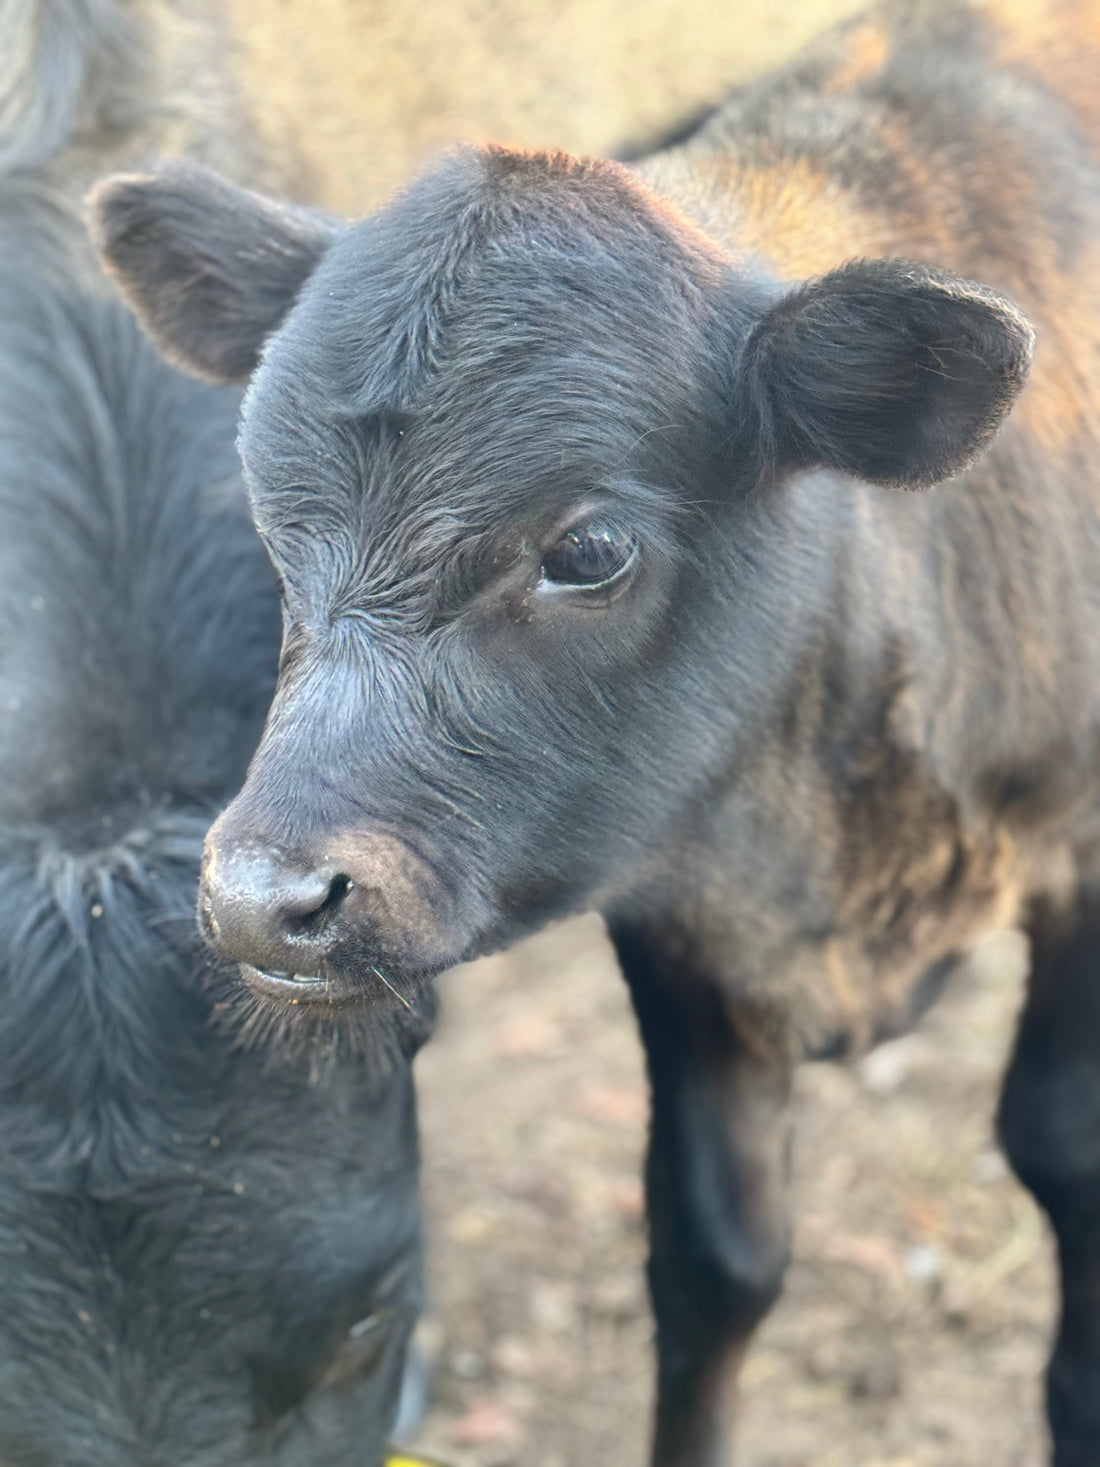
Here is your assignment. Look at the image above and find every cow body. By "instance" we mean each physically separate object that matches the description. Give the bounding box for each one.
[0,4,426,1462]
[622,0,1100,1045]
[93,2,1100,1462]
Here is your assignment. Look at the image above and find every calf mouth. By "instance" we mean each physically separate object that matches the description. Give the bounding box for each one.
[238,963,363,1007]
[237,957,443,1013]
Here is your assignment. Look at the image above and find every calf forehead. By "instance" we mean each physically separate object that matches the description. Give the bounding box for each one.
[240,150,730,551]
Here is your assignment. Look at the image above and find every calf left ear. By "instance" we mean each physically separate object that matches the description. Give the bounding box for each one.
[741,258,1035,489]
[86,163,339,384]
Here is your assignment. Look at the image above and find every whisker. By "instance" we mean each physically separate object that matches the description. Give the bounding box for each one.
[371,964,412,1011]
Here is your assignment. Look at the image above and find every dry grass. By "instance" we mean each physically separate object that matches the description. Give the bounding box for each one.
[223,0,867,214]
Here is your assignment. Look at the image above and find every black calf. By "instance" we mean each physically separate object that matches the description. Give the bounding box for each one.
[0,3,427,1462]
[91,1,1100,1461]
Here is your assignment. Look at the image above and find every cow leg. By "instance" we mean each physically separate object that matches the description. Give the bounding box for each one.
[998,891,1100,1467]
[610,921,793,1467]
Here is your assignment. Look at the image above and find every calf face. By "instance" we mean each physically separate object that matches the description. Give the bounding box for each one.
[90,151,1032,1011]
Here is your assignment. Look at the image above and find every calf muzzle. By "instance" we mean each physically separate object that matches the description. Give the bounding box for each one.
[199,812,462,1006]
[199,835,360,997]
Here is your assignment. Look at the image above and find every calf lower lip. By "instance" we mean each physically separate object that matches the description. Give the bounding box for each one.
[238,963,354,1006]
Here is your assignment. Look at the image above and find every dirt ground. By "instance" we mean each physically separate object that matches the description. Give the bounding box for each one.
[406,921,1054,1467]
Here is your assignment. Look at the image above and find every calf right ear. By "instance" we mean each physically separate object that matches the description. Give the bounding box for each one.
[86,163,339,384]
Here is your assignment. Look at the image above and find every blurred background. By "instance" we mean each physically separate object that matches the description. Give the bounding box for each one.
[215,4,1053,1463]
[223,0,866,214]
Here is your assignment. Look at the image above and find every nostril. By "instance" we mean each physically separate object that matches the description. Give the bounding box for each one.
[200,846,358,969]
[283,871,354,936]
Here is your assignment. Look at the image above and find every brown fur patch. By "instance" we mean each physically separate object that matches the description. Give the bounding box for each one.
[319,830,461,964]
[1012,303,1100,455]
[822,15,892,91]
[984,0,1100,156]
[729,156,894,279]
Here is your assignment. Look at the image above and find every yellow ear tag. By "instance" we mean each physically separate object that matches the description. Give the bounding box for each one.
[386,1456,448,1467]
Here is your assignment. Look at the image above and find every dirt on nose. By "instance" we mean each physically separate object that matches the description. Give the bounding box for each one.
[320,830,466,964]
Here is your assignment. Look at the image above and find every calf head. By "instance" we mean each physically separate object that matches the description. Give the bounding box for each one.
[89,152,1033,1014]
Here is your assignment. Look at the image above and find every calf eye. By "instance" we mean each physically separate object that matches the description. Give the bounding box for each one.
[540,518,638,590]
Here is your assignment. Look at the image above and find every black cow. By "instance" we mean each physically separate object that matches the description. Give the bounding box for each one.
[92,2,1100,1463]
[0,1,428,1462]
